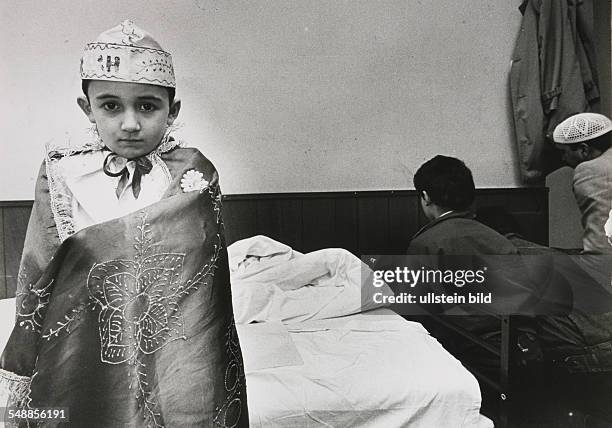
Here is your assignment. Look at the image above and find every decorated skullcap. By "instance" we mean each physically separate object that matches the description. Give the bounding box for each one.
[553,113,612,144]
[80,20,175,88]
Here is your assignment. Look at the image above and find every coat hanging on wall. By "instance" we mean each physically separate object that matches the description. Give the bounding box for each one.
[510,0,600,183]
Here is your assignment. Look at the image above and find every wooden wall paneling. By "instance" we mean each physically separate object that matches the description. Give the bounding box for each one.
[0,189,550,297]
[3,206,31,297]
[255,199,281,241]
[277,199,303,250]
[0,209,6,299]
[536,189,549,245]
[357,196,389,255]
[474,189,549,245]
[255,199,303,250]
[475,189,547,213]
[222,199,258,245]
[302,198,337,252]
[388,194,420,253]
[333,197,358,254]
[512,212,549,246]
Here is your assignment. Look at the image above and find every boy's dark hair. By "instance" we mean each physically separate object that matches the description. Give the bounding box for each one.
[562,132,611,153]
[81,80,176,105]
[413,155,475,211]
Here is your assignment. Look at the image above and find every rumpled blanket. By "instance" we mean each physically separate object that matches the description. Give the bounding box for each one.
[228,236,391,324]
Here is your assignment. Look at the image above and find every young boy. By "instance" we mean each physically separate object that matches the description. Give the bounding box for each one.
[409,155,519,256]
[0,20,248,427]
[406,156,541,368]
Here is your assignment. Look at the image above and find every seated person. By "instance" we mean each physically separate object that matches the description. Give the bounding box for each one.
[0,21,248,427]
[477,206,612,365]
[553,113,612,255]
[405,156,540,367]
[477,206,612,426]
[408,156,518,256]
[409,158,611,425]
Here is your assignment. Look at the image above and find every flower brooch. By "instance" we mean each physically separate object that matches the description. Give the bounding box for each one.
[180,169,209,193]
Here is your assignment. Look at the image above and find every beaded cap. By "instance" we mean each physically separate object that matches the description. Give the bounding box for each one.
[80,20,175,88]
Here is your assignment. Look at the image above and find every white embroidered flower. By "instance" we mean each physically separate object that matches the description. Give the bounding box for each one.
[181,169,209,193]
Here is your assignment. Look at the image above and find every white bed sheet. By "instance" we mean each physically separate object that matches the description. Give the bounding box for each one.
[238,308,492,428]
[229,236,493,427]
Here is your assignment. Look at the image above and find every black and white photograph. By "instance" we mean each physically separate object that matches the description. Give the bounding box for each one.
[0,1,611,427]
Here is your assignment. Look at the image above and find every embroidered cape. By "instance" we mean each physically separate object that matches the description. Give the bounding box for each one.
[0,145,248,427]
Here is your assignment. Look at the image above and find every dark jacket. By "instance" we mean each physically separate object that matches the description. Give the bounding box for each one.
[408,211,519,256]
[407,211,542,320]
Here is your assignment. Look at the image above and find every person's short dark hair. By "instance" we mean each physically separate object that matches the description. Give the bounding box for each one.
[562,131,611,153]
[81,79,176,105]
[413,155,475,211]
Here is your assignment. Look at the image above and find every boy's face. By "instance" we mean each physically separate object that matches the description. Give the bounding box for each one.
[77,81,180,159]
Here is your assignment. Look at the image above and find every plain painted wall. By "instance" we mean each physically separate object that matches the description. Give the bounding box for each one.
[1,0,523,200]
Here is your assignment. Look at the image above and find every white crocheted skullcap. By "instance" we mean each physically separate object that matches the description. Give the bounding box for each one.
[553,112,612,144]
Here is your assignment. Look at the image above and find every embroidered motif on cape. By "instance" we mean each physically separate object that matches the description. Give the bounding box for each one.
[208,173,223,226]
[15,267,54,333]
[41,213,222,427]
[88,214,195,364]
[180,169,209,193]
[0,369,34,428]
[46,151,76,243]
[213,321,246,428]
